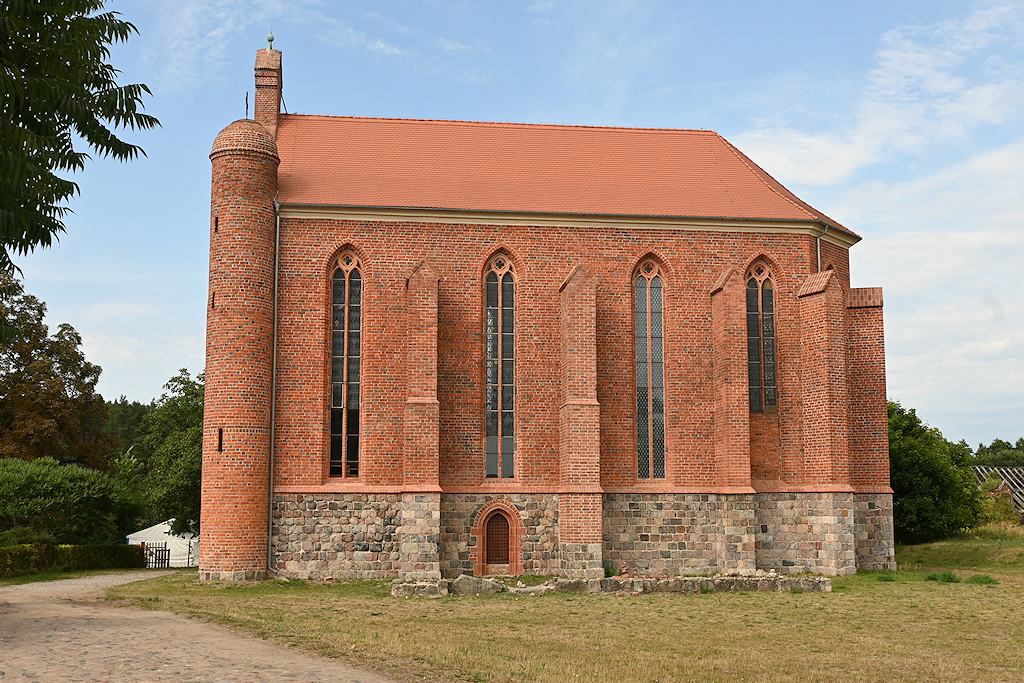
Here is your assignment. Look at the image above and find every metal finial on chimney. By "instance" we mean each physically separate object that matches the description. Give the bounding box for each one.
[267,27,274,50]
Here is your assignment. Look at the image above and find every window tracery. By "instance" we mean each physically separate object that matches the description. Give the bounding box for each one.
[634,258,665,479]
[746,263,778,413]
[484,254,515,478]
[330,251,361,477]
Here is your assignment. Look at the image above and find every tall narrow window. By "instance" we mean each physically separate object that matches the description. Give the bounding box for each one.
[747,264,778,412]
[635,259,665,479]
[330,252,361,476]
[485,254,515,478]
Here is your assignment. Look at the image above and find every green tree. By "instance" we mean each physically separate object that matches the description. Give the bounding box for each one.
[889,400,982,543]
[104,395,153,462]
[143,370,203,535]
[0,0,159,273]
[0,455,144,544]
[973,438,1024,468]
[0,273,114,469]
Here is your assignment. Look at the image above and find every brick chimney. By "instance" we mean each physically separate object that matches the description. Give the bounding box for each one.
[254,49,282,136]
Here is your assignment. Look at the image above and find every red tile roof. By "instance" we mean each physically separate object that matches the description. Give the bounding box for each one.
[275,114,854,237]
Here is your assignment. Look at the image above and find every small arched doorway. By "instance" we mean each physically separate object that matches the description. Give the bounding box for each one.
[470,501,524,576]
[485,513,510,565]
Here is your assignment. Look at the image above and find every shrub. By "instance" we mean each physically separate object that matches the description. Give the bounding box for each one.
[0,543,144,577]
[966,574,998,585]
[889,402,982,543]
[0,456,145,544]
[0,526,57,546]
[925,571,960,583]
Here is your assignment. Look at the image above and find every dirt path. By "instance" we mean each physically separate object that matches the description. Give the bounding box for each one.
[0,572,400,682]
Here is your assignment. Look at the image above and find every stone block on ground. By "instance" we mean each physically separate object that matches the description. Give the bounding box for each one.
[449,574,505,595]
[390,579,449,598]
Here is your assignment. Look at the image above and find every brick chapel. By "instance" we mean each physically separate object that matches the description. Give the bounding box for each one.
[199,47,895,582]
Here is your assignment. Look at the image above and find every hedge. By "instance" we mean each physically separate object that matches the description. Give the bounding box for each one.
[0,543,145,577]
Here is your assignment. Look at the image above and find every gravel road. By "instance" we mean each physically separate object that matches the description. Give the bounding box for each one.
[0,571,400,682]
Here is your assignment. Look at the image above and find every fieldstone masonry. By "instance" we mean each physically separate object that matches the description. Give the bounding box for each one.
[439,494,559,578]
[854,493,897,571]
[603,494,758,576]
[753,492,856,576]
[272,494,404,579]
[272,491,893,580]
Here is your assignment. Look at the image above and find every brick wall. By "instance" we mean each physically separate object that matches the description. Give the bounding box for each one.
[200,118,279,580]
[269,217,866,494]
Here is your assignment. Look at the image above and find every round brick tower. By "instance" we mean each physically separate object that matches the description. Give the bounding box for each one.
[199,118,279,581]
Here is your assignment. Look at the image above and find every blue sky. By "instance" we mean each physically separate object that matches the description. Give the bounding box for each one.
[17,0,1024,447]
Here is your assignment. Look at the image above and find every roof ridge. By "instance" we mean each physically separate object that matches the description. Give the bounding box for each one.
[278,113,713,135]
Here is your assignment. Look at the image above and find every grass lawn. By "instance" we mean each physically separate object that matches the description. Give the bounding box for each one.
[107,532,1024,683]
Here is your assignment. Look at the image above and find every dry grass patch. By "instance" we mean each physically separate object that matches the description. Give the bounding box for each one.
[109,557,1023,683]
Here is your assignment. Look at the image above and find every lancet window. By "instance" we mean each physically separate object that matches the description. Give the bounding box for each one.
[634,259,665,479]
[747,263,778,412]
[485,254,515,478]
[330,252,362,476]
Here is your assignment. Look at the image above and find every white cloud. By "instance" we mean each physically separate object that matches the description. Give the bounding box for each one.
[82,301,155,324]
[141,0,305,93]
[141,0,416,92]
[735,2,1024,186]
[730,3,1024,443]
[438,38,470,53]
[529,1,554,12]
[318,24,410,56]
[83,325,205,402]
[842,137,1024,443]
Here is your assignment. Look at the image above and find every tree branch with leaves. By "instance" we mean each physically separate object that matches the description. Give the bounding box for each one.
[0,0,158,276]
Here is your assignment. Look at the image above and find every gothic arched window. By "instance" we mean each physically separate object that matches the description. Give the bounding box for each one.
[746,264,778,413]
[635,259,665,479]
[485,254,515,479]
[330,252,361,477]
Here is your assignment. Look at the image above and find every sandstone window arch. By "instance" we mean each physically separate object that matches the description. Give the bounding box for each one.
[746,262,778,413]
[330,250,362,477]
[484,253,515,479]
[634,258,666,479]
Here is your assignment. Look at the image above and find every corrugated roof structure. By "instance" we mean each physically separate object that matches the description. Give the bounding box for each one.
[275,115,856,238]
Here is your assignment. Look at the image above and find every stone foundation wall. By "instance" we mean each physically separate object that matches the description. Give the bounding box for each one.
[853,492,896,570]
[399,493,442,580]
[272,493,405,579]
[440,493,559,579]
[270,490,887,581]
[602,494,757,575]
[753,492,857,576]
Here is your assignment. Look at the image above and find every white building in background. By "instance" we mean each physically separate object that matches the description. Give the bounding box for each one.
[127,520,199,567]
